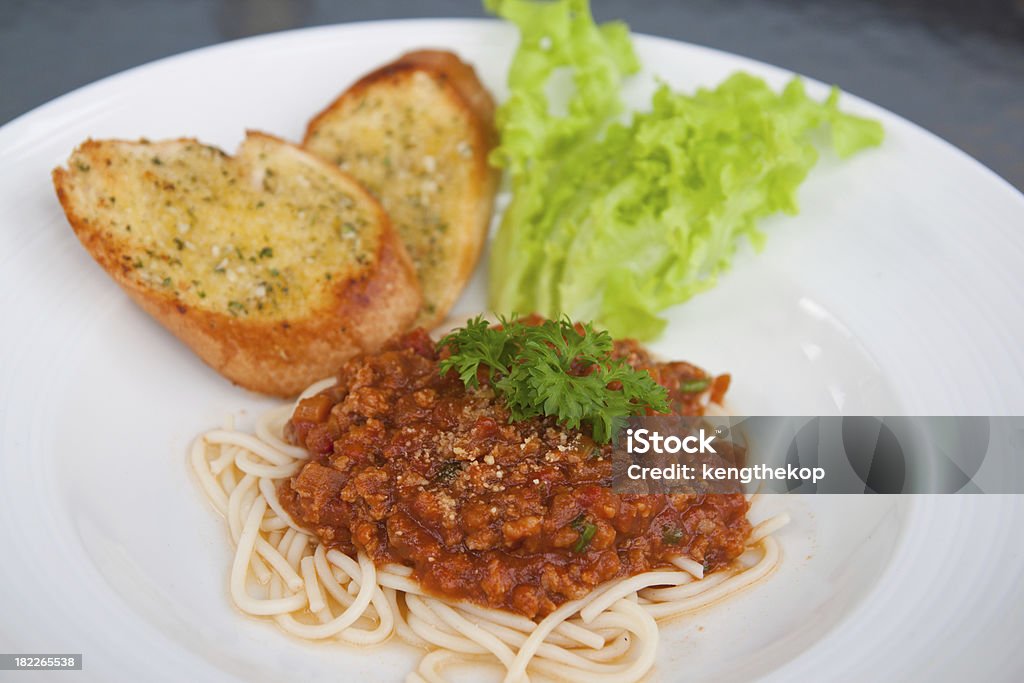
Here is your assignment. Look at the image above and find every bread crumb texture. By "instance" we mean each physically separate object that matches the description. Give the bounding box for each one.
[305,61,494,325]
[59,134,381,320]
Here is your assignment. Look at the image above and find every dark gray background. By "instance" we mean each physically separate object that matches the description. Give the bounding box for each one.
[2,0,1022,190]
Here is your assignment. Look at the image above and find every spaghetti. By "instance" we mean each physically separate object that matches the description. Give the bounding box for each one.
[190,379,786,683]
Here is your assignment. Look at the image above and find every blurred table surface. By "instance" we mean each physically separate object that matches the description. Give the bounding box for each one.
[2,0,1022,190]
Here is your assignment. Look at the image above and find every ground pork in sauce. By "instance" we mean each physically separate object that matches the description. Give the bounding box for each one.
[280,327,750,618]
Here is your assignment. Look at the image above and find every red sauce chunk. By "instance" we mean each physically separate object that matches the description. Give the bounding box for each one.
[279,328,750,618]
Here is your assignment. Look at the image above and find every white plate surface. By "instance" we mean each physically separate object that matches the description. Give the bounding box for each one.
[1,19,1022,683]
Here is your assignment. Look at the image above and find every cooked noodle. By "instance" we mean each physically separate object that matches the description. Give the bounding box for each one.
[190,383,786,683]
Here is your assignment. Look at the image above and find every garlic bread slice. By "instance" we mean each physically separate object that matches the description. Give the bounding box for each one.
[304,50,499,328]
[53,131,421,396]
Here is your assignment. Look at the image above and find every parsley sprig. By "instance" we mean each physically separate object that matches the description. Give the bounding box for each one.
[438,316,669,443]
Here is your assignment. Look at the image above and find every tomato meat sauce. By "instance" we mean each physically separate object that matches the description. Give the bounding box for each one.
[280,328,749,618]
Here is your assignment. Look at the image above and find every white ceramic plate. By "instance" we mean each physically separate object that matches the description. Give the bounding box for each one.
[1,19,1022,682]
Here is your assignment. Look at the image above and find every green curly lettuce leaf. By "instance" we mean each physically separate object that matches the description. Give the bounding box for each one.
[485,0,883,339]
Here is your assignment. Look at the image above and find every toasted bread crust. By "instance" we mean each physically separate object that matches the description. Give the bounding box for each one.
[53,133,421,397]
[304,50,499,328]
